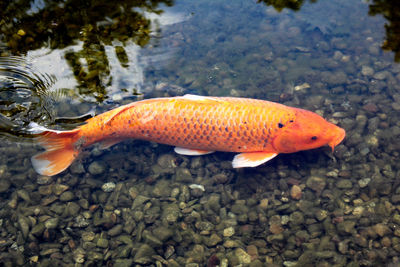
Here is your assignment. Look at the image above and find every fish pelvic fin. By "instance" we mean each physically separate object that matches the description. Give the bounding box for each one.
[30,123,82,176]
[232,151,278,168]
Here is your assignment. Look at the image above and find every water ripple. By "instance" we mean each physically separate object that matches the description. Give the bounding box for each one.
[0,56,56,138]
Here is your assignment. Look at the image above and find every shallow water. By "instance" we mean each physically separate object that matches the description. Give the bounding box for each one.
[1,0,400,266]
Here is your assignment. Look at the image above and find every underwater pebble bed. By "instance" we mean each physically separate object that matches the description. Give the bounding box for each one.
[1,0,400,266]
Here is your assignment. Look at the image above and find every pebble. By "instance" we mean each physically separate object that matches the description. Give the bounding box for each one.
[235,248,251,264]
[336,179,353,189]
[361,66,374,76]
[88,161,106,175]
[290,185,302,200]
[306,176,326,193]
[102,182,116,193]
[223,227,235,237]
[358,178,371,188]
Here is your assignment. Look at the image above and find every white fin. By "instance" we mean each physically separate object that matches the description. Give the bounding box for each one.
[232,152,278,168]
[174,147,215,156]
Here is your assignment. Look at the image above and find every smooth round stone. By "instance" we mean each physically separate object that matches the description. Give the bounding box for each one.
[88,161,106,175]
[102,182,116,193]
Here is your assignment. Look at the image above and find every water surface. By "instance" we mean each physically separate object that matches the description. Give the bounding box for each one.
[1,0,400,266]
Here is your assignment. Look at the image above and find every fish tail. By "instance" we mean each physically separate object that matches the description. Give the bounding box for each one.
[29,123,81,176]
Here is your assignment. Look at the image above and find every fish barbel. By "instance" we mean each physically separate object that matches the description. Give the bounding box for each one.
[30,95,345,176]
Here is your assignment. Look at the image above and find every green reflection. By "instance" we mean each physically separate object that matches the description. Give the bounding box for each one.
[0,0,173,101]
[257,0,317,12]
[369,0,400,62]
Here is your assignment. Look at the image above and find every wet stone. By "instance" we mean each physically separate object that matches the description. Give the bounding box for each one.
[336,179,353,189]
[53,184,69,195]
[337,220,356,234]
[223,227,235,237]
[152,226,173,241]
[97,238,109,248]
[289,211,304,225]
[88,161,106,175]
[157,154,177,169]
[102,182,116,192]
[206,233,222,246]
[358,178,371,188]
[0,179,10,193]
[306,176,326,193]
[44,218,59,229]
[59,191,74,202]
[235,248,251,264]
[373,223,391,237]
[290,185,302,200]
[175,167,193,182]
[133,244,155,264]
[361,66,374,76]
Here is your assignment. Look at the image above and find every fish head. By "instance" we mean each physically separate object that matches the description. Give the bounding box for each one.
[272,109,346,153]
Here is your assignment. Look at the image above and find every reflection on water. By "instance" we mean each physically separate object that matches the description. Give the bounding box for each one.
[1,0,400,266]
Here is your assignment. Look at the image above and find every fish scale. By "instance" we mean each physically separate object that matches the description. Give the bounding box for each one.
[30,95,345,176]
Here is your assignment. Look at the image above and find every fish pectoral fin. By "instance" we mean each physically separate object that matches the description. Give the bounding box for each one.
[99,138,125,149]
[232,152,278,168]
[174,147,215,156]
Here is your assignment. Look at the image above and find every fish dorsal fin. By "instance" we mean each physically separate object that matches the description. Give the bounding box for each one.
[100,102,137,125]
[232,152,278,168]
[181,94,224,104]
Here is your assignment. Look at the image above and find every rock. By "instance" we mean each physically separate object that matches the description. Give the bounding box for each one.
[290,185,302,200]
[337,220,356,234]
[82,231,95,242]
[186,244,204,263]
[223,227,235,237]
[44,218,59,229]
[175,168,193,182]
[315,209,328,221]
[102,182,116,193]
[96,238,109,248]
[31,223,45,236]
[157,154,177,169]
[152,180,172,197]
[373,223,391,237]
[0,179,10,193]
[152,226,173,241]
[53,184,69,195]
[17,216,30,238]
[361,66,374,76]
[205,194,221,213]
[358,178,371,188]
[143,231,163,246]
[114,259,133,267]
[108,225,123,236]
[259,198,269,209]
[336,179,353,189]
[88,161,106,175]
[289,211,304,225]
[162,203,180,223]
[306,176,326,194]
[206,233,222,247]
[131,195,150,210]
[235,248,251,264]
[60,191,74,202]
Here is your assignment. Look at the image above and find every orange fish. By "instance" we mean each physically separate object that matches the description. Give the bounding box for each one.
[30,95,345,176]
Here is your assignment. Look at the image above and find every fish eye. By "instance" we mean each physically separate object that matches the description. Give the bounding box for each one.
[311,136,318,141]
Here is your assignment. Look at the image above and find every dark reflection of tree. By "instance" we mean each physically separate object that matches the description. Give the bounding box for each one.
[369,0,400,62]
[0,0,173,101]
[257,0,317,12]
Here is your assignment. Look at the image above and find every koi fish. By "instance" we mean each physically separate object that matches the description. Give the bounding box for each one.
[30,95,345,176]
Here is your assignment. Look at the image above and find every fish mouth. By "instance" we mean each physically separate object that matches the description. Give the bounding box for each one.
[328,127,346,152]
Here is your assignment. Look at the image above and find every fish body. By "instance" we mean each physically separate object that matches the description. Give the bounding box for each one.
[31,95,345,176]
